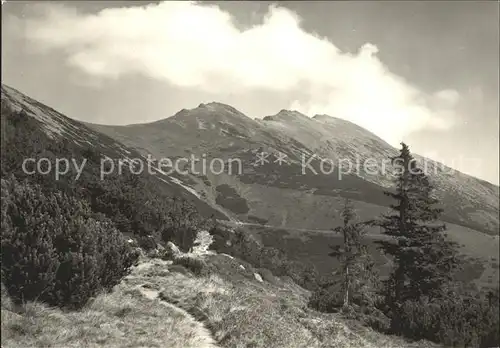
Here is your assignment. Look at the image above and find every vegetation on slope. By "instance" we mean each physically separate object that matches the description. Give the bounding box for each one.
[2,252,440,348]
[0,93,213,314]
[0,103,212,249]
[1,88,498,348]
[1,177,139,309]
[90,102,499,235]
[309,144,500,348]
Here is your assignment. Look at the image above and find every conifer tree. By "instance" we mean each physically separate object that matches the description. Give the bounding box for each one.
[330,198,374,309]
[375,143,460,329]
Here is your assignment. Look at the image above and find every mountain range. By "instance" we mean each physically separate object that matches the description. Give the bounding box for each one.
[88,99,499,235]
[2,83,499,286]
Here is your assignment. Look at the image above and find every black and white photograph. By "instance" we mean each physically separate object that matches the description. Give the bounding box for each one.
[1,1,499,347]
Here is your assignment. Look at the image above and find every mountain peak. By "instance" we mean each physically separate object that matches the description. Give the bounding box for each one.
[168,102,249,121]
[189,102,246,117]
[263,109,310,122]
[312,114,331,121]
[313,113,366,128]
[197,101,238,111]
[277,109,308,118]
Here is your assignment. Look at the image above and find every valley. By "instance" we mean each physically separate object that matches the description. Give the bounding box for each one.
[89,102,499,237]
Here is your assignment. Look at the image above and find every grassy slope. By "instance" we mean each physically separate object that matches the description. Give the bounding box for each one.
[209,176,499,288]
[1,253,439,348]
[90,104,499,236]
[244,222,499,288]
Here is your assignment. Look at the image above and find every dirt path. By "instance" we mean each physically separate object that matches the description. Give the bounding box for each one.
[135,284,220,348]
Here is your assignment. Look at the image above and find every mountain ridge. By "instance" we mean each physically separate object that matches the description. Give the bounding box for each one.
[88,102,498,186]
[81,93,499,236]
[0,83,232,222]
[2,83,498,237]
[1,82,498,289]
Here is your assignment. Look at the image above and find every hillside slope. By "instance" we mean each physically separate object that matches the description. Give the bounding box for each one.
[2,84,497,287]
[1,249,439,348]
[0,85,497,348]
[90,102,499,236]
[264,111,499,233]
[0,84,229,221]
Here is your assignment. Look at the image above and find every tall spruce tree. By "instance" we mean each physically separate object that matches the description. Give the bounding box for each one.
[376,143,460,327]
[330,198,374,309]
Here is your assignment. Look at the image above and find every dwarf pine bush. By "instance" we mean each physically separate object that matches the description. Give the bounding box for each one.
[172,255,208,276]
[396,288,499,347]
[1,176,138,309]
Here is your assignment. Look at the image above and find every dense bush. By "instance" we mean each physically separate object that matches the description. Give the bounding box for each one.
[172,255,208,276]
[309,278,382,311]
[394,286,499,347]
[308,282,344,313]
[136,235,157,251]
[0,106,208,311]
[160,197,204,253]
[209,226,319,290]
[306,264,500,347]
[1,176,139,309]
[0,107,206,253]
[308,280,390,332]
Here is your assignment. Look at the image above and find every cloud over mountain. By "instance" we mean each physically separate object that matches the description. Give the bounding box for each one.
[11,1,459,145]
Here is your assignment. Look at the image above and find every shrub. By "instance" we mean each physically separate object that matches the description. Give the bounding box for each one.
[308,278,390,332]
[1,177,61,304]
[1,107,209,256]
[161,226,197,253]
[161,197,204,253]
[1,177,138,309]
[95,219,140,290]
[168,264,192,276]
[358,306,391,333]
[172,255,207,276]
[308,283,343,313]
[137,235,157,251]
[209,227,320,290]
[257,268,279,285]
[393,287,499,347]
[207,225,232,254]
[280,259,319,290]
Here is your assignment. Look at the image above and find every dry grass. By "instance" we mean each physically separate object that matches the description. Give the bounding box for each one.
[1,258,218,348]
[122,254,436,348]
[2,254,437,348]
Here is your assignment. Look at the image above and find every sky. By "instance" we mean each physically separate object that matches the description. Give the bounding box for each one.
[1,1,499,184]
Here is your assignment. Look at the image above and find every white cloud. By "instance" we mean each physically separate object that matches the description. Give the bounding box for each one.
[16,1,459,145]
[434,89,460,106]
